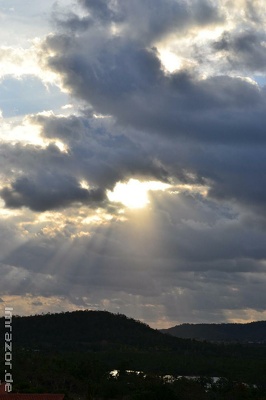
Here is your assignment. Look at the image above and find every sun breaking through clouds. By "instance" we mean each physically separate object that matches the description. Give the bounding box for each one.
[1,0,266,327]
[107,179,171,209]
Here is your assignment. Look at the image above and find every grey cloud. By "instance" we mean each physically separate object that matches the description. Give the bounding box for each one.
[44,38,164,104]
[3,41,266,216]
[242,0,263,24]
[0,173,106,212]
[33,113,169,187]
[55,13,93,33]
[32,301,43,306]
[158,269,266,323]
[39,1,266,169]
[4,191,266,276]
[122,0,223,44]
[191,144,266,216]
[0,113,168,212]
[213,30,266,72]
[133,127,266,218]
[32,113,88,142]
[1,158,265,325]
[78,0,223,43]
[2,190,266,323]
[0,219,25,261]
[2,236,159,298]
[0,263,68,298]
[43,30,266,146]
[3,78,265,217]
[79,0,119,22]
[169,142,266,216]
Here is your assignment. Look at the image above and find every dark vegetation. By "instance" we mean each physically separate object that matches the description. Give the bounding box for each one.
[1,311,266,399]
[161,321,266,343]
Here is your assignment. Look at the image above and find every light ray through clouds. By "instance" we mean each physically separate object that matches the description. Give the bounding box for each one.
[0,0,266,327]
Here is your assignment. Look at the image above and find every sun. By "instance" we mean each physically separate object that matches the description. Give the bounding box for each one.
[108,180,148,209]
[107,179,170,209]
[158,49,181,73]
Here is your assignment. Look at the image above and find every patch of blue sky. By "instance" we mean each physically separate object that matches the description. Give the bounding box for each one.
[0,0,73,46]
[0,75,68,118]
[252,75,266,87]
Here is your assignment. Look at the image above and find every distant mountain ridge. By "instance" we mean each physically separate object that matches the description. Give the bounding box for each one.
[160,321,266,343]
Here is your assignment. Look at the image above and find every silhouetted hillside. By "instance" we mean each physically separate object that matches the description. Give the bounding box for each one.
[161,321,266,342]
[1,311,266,389]
[0,310,197,351]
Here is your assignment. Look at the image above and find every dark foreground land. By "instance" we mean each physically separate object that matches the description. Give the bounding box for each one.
[1,311,266,399]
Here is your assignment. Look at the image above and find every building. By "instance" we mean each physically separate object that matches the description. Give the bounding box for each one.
[0,383,64,400]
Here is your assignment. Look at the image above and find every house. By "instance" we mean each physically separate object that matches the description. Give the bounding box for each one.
[0,383,64,400]
[0,384,6,395]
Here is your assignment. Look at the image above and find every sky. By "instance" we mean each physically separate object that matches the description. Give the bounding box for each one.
[1,0,266,328]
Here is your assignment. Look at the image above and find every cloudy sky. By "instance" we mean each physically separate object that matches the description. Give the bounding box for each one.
[1,0,266,328]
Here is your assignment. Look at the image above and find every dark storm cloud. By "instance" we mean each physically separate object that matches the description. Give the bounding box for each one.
[0,173,106,212]
[43,26,266,146]
[79,0,118,22]
[78,0,223,43]
[55,13,92,33]
[33,113,169,187]
[3,0,266,217]
[154,141,266,216]
[213,30,266,72]
[0,114,168,212]
[28,0,266,215]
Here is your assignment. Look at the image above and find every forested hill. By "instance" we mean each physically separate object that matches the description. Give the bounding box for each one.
[160,321,266,343]
[0,310,199,351]
[2,311,266,349]
[1,311,266,388]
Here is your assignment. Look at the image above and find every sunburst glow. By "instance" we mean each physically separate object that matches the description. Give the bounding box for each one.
[158,49,181,73]
[107,179,170,209]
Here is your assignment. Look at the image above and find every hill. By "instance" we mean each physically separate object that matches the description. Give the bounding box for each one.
[0,310,266,394]
[160,321,266,343]
[0,310,196,352]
